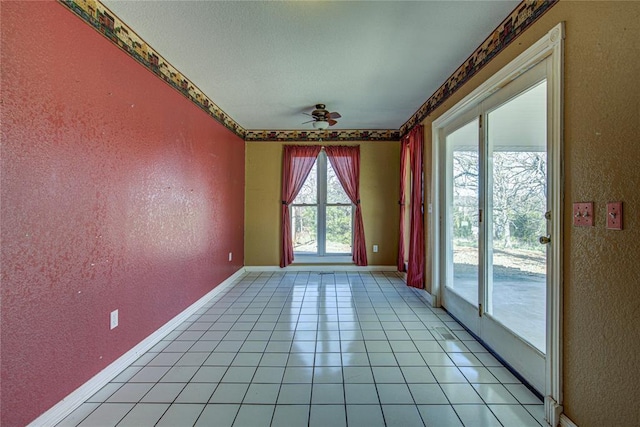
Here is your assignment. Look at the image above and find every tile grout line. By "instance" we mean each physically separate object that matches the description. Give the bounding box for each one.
[59,269,544,427]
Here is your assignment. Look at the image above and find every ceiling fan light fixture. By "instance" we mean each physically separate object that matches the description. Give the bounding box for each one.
[313,120,329,130]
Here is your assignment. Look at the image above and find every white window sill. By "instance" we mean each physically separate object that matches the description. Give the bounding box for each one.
[292,255,353,264]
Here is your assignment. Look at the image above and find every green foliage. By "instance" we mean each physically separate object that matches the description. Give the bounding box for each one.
[292,206,317,248]
[326,206,352,245]
[511,211,545,249]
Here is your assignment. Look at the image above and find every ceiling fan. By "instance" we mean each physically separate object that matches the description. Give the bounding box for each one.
[302,104,342,130]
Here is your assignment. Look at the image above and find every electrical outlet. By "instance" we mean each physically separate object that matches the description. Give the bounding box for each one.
[228,252,233,262]
[373,244,379,253]
[110,310,118,330]
[607,202,623,230]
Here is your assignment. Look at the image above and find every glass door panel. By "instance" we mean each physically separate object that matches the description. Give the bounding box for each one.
[438,56,552,394]
[445,118,480,307]
[486,81,547,353]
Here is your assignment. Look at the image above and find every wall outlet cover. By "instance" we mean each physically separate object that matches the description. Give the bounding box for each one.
[110,310,118,330]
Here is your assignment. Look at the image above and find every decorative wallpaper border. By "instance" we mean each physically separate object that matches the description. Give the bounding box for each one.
[399,0,558,136]
[59,0,556,142]
[59,0,247,139]
[244,129,400,142]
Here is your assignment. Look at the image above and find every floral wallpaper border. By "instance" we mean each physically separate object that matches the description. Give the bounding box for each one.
[244,129,400,143]
[59,0,556,142]
[59,0,247,138]
[399,0,558,136]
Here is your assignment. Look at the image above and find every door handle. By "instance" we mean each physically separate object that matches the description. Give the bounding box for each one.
[539,235,551,245]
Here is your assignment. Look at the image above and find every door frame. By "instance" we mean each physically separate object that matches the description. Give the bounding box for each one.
[430,23,564,426]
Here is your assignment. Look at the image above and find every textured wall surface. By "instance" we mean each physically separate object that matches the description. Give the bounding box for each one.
[423,1,640,425]
[245,141,400,266]
[0,3,245,426]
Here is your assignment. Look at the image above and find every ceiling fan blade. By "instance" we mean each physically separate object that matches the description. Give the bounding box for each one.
[328,119,338,126]
[302,119,315,124]
[328,112,341,119]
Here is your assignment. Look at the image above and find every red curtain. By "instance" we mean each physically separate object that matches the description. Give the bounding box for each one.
[405,125,425,288]
[398,140,409,272]
[281,145,322,268]
[325,146,368,266]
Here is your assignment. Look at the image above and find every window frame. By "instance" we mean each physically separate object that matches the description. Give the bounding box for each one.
[291,150,354,257]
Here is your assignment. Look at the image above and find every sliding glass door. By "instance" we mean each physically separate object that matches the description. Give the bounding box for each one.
[446,118,480,308]
[442,60,549,392]
[485,80,547,353]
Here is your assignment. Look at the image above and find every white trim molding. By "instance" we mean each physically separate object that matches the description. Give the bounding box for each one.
[28,264,403,425]
[244,265,398,272]
[560,414,579,427]
[545,22,565,427]
[28,268,247,427]
[546,395,564,427]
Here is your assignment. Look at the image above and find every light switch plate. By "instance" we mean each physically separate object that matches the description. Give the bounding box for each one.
[606,202,623,230]
[573,202,594,227]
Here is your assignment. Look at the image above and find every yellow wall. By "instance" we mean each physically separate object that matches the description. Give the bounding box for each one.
[422,1,640,425]
[245,141,400,266]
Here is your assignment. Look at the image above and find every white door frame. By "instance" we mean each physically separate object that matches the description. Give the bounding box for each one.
[430,23,564,427]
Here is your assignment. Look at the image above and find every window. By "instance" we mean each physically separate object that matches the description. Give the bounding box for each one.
[291,150,353,256]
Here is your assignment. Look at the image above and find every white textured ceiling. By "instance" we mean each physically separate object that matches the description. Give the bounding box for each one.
[102,0,519,131]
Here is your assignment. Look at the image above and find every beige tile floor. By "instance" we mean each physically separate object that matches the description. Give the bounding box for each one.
[57,271,544,426]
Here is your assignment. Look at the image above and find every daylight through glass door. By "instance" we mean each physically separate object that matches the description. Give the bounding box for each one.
[445,118,480,307]
[485,81,547,352]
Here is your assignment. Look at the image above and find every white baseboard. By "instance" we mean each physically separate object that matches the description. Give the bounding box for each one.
[28,268,246,427]
[244,265,398,272]
[28,264,404,425]
[414,288,434,306]
[560,414,578,427]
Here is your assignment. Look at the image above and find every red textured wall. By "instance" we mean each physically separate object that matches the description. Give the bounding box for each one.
[0,3,245,426]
